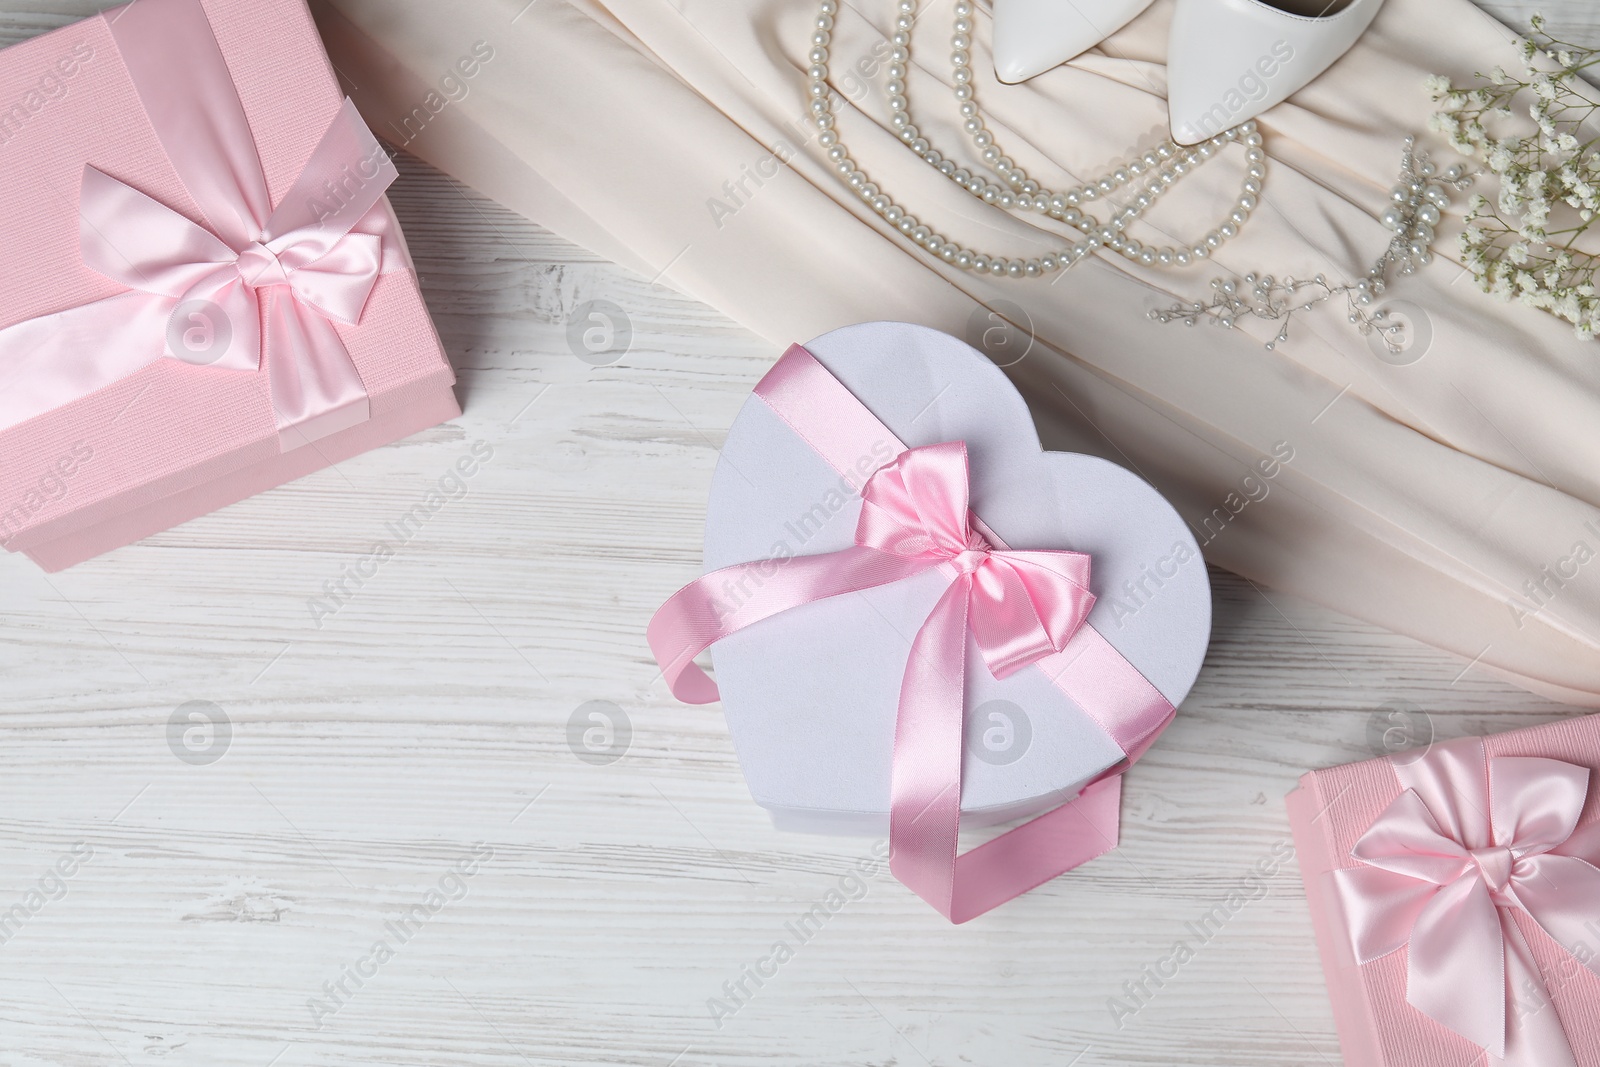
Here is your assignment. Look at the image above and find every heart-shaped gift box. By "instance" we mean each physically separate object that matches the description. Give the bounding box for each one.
[653,321,1211,918]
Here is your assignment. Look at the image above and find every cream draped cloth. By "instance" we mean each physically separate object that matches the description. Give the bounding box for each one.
[311,0,1600,704]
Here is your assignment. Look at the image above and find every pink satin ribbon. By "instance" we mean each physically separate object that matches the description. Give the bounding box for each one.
[0,0,405,448]
[649,344,1177,922]
[1332,737,1600,1065]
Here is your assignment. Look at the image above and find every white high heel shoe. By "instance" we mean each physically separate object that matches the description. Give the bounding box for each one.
[992,0,1158,84]
[1166,0,1384,144]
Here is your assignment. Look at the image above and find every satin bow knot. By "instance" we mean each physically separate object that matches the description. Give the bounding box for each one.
[1469,844,1514,893]
[235,241,293,290]
[1331,742,1600,1064]
[79,160,386,373]
[854,442,1095,681]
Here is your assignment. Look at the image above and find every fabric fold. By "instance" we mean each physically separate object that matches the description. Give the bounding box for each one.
[319,0,1600,702]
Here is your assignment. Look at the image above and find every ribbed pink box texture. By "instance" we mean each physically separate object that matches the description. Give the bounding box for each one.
[0,0,456,570]
[1287,714,1600,1066]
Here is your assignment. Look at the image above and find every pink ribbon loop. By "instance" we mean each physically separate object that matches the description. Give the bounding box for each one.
[0,0,403,448]
[1331,738,1600,1065]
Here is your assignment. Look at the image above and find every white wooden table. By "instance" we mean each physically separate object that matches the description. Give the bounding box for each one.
[0,3,1593,1065]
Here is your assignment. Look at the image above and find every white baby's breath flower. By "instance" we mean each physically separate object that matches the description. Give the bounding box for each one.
[1426,16,1600,340]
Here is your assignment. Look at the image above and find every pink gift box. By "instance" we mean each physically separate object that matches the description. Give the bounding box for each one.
[1288,715,1600,1066]
[0,0,456,571]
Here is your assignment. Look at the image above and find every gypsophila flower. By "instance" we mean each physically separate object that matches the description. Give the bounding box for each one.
[1430,16,1600,340]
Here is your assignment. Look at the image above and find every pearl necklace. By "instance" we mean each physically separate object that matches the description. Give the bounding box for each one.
[807,0,1267,277]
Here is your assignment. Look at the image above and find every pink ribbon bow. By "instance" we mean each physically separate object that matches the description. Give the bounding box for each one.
[654,440,1094,701]
[1331,737,1600,1065]
[651,440,1108,920]
[0,0,403,447]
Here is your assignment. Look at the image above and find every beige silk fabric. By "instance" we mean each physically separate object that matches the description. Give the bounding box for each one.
[312,0,1600,703]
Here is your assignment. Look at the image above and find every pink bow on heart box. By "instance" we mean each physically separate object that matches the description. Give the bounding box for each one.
[0,0,457,571]
[649,322,1213,921]
[1289,715,1600,1067]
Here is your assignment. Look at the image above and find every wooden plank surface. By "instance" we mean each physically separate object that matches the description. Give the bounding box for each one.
[0,2,1593,1064]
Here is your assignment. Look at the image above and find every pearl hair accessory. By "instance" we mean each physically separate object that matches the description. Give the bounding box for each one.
[807,0,1267,277]
[1150,138,1474,352]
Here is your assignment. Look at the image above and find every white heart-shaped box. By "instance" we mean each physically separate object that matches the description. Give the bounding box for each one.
[704,322,1211,834]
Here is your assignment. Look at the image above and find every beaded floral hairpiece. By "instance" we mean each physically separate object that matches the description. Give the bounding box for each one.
[1151,138,1473,353]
